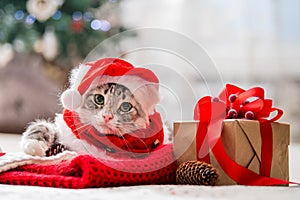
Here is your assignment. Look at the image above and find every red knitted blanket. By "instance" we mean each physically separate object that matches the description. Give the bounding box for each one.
[0,144,176,188]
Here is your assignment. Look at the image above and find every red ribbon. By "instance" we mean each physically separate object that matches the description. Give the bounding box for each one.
[193,84,295,185]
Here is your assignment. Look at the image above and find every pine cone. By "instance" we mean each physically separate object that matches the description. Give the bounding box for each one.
[46,143,67,157]
[176,160,219,186]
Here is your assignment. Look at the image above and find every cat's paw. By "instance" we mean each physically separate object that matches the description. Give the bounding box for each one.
[22,139,48,157]
[20,120,57,157]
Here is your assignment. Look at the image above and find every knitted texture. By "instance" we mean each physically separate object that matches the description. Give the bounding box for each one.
[0,144,176,188]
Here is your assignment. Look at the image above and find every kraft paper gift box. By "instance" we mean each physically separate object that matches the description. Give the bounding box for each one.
[173,119,290,185]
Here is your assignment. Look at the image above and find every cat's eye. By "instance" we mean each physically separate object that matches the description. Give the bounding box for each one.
[94,94,104,105]
[119,102,133,112]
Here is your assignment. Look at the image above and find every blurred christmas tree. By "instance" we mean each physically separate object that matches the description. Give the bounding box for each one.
[0,0,126,69]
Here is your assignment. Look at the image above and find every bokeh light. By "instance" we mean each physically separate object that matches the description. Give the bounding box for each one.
[72,11,82,21]
[14,10,24,20]
[25,14,35,25]
[52,10,62,20]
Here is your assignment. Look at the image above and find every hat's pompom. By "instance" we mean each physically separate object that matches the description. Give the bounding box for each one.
[61,89,82,110]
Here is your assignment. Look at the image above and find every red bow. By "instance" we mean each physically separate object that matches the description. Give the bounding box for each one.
[194,84,283,122]
[220,84,283,121]
[193,84,294,186]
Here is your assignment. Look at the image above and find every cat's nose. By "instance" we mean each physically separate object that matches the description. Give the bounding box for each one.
[102,114,113,123]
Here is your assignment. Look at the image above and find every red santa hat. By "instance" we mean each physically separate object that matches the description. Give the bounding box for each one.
[61,58,160,115]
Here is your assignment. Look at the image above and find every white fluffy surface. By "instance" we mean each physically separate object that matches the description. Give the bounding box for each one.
[0,151,77,173]
[0,184,299,200]
[0,134,300,199]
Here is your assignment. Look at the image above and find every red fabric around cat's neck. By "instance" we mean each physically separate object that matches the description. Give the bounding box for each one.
[63,109,164,157]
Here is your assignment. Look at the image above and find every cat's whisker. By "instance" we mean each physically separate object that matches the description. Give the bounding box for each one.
[115,129,140,154]
[76,124,90,131]
[116,127,150,156]
[121,124,144,133]
[62,116,81,119]
[76,124,95,138]
[69,121,91,127]
[70,122,92,134]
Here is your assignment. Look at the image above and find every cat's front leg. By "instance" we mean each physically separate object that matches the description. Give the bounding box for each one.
[20,120,58,157]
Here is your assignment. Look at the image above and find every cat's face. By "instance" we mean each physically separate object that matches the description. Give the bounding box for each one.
[78,83,149,135]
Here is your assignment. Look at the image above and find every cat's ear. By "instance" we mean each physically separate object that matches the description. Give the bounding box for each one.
[133,84,160,116]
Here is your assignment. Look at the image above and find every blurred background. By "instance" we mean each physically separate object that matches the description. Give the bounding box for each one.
[0,0,299,142]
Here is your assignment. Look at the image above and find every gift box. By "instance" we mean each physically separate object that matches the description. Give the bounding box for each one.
[173,84,292,186]
[173,119,290,185]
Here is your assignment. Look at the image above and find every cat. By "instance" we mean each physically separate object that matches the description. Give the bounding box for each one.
[16,59,219,187]
[20,67,172,157]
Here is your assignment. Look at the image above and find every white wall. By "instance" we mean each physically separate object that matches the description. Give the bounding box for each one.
[118,0,300,142]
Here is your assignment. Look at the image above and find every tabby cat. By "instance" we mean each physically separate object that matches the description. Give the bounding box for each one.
[20,80,154,157]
